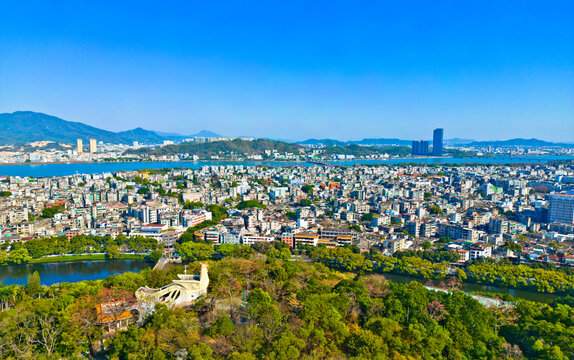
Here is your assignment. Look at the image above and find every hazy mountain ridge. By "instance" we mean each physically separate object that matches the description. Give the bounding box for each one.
[0,111,222,145]
[1,112,569,147]
[0,111,126,144]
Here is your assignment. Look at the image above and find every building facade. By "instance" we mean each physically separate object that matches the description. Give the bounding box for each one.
[433,128,443,156]
[549,193,574,224]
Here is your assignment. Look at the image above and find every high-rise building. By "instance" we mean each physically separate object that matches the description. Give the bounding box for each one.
[89,139,97,153]
[549,193,574,224]
[76,139,83,154]
[433,128,443,156]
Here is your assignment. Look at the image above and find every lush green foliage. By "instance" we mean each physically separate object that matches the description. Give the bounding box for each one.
[298,199,312,207]
[0,234,159,265]
[322,144,411,157]
[310,247,574,295]
[501,300,574,359]
[236,200,266,210]
[0,244,570,359]
[301,184,314,194]
[394,250,461,263]
[183,201,204,210]
[127,138,303,157]
[467,262,574,295]
[178,205,228,244]
[41,205,63,218]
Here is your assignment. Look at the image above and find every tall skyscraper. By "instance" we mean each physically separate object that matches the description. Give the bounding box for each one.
[77,139,83,154]
[411,141,419,155]
[549,193,574,224]
[433,128,444,156]
[89,139,97,153]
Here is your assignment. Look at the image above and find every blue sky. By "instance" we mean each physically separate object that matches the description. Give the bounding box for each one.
[1,1,573,141]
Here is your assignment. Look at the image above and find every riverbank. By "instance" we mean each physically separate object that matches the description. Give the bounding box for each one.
[1,154,573,167]
[27,253,147,264]
[1,155,573,178]
[381,272,559,303]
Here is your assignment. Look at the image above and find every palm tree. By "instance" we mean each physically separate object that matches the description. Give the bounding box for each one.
[0,285,16,311]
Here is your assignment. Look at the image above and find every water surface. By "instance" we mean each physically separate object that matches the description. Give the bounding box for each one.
[0,259,151,286]
[1,155,573,177]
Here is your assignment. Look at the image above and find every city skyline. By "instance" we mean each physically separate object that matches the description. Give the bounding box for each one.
[1,2,574,359]
[1,1,573,142]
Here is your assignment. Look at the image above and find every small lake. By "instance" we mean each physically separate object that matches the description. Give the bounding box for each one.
[0,259,151,286]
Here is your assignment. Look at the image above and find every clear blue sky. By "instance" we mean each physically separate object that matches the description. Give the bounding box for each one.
[1,1,573,141]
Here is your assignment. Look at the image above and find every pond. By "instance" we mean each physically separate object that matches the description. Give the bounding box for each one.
[0,259,151,286]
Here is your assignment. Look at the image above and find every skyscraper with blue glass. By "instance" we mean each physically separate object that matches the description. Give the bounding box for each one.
[433,128,444,156]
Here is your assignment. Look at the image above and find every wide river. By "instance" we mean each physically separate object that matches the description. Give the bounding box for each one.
[1,155,573,177]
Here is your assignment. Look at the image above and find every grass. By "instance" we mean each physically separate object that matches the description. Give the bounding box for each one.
[28,253,147,264]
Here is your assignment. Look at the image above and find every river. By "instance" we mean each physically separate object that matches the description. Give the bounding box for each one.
[0,259,151,286]
[1,155,573,177]
[0,258,560,303]
[382,272,559,303]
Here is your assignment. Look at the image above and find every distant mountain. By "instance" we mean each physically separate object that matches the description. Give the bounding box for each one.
[117,127,166,144]
[468,138,573,147]
[189,130,222,138]
[0,111,126,144]
[446,138,475,145]
[0,111,222,145]
[152,130,185,138]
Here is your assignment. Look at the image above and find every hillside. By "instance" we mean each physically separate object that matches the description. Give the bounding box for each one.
[126,138,303,157]
[0,111,127,144]
[0,111,223,145]
[116,127,167,144]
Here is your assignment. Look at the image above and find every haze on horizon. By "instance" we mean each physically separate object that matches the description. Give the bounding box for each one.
[0,1,573,142]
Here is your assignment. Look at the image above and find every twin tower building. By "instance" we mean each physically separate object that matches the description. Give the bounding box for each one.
[77,138,97,154]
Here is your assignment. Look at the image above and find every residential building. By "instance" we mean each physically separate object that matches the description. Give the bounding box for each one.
[549,193,574,224]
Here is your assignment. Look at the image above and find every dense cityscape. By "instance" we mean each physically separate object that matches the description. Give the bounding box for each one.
[2,161,574,264]
[2,0,574,358]
[1,154,574,358]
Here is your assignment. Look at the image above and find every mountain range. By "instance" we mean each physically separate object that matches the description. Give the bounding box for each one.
[0,111,222,145]
[0,111,570,148]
